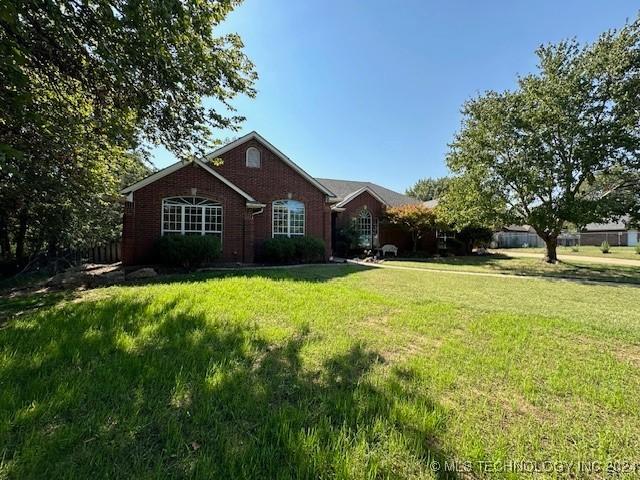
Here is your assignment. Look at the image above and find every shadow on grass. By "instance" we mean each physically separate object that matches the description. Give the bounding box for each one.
[128,263,375,288]
[0,292,457,479]
[0,265,372,327]
[0,290,77,328]
[388,254,640,286]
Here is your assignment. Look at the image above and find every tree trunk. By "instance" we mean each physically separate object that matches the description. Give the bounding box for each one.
[0,214,11,260]
[47,236,59,273]
[412,232,418,253]
[14,210,28,266]
[543,236,558,263]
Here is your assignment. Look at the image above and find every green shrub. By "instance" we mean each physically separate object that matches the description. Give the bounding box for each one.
[262,237,296,263]
[600,240,610,254]
[153,235,221,269]
[334,223,360,256]
[261,236,325,264]
[635,244,640,255]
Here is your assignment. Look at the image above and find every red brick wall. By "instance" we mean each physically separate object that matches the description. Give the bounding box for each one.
[335,191,385,229]
[122,138,333,265]
[211,138,332,258]
[123,163,249,265]
[334,191,437,254]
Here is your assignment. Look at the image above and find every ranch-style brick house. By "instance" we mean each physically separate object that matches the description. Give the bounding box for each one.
[121,132,425,265]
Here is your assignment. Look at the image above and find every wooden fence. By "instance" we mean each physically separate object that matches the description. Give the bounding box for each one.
[67,240,121,264]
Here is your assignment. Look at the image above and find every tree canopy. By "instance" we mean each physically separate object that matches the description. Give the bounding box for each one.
[440,17,640,262]
[406,177,451,202]
[385,204,439,253]
[0,0,256,269]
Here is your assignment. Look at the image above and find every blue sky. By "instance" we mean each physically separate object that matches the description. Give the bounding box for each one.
[151,0,639,193]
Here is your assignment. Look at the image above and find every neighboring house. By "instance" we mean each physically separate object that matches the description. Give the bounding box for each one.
[581,218,638,246]
[493,219,639,248]
[493,225,545,248]
[121,132,425,265]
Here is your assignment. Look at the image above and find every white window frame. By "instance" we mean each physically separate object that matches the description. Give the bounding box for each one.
[356,209,373,248]
[161,197,223,238]
[272,199,305,238]
[245,147,261,168]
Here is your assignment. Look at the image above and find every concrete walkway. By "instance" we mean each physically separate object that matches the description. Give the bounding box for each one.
[491,249,640,267]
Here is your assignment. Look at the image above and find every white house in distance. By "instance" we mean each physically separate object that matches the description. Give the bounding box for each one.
[494,217,638,248]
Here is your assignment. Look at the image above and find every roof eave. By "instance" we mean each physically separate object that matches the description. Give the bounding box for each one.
[204,131,337,198]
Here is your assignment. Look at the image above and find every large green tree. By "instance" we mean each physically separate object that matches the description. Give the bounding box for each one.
[442,18,640,262]
[0,0,256,266]
[406,177,450,201]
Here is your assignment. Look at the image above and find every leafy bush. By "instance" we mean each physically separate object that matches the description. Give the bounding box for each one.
[334,223,360,257]
[292,236,325,262]
[600,240,610,254]
[153,235,221,269]
[455,226,494,255]
[635,243,640,255]
[262,237,296,263]
[261,236,325,264]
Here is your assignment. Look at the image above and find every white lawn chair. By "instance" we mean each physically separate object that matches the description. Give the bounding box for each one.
[380,244,398,257]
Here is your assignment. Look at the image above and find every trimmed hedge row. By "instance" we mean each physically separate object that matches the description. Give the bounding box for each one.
[153,235,221,268]
[261,236,325,264]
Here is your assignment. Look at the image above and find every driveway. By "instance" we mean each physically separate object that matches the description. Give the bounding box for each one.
[491,249,640,267]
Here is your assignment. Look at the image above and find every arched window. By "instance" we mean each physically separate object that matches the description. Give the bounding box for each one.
[162,197,222,238]
[272,200,305,237]
[246,147,261,168]
[356,209,372,247]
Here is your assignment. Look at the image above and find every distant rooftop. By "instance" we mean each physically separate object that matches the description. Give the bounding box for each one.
[315,178,421,207]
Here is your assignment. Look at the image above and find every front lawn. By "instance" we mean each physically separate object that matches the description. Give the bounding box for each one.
[498,245,640,260]
[2,265,640,478]
[387,255,640,284]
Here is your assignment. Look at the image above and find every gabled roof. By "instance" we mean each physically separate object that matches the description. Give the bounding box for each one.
[204,131,336,198]
[315,178,421,208]
[334,186,388,208]
[121,158,260,205]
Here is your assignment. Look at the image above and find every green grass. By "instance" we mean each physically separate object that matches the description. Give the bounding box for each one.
[387,255,640,284]
[500,245,640,260]
[2,265,640,478]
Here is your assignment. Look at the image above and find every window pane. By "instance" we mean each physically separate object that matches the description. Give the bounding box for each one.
[246,147,261,168]
[272,200,304,237]
[290,209,304,235]
[163,205,182,232]
[357,210,372,247]
[272,204,288,235]
[184,206,202,232]
[204,206,222,233]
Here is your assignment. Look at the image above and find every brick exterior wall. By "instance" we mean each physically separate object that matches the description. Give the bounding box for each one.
[122,138,332,265]
[334,190,437,254]
[211,138,332,258]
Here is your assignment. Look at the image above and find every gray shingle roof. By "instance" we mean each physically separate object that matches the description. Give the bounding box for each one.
[584,216,631,232]
[315,178,422,207]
